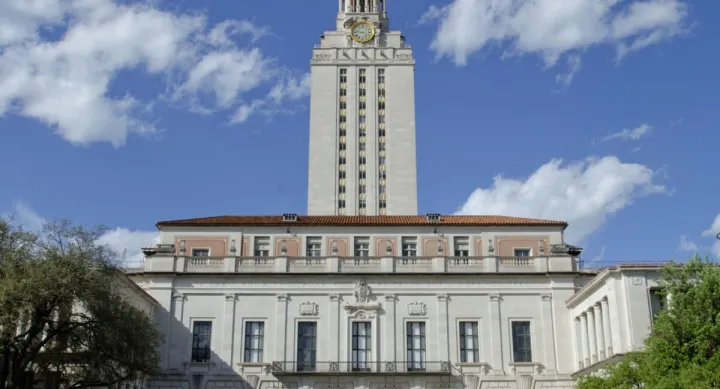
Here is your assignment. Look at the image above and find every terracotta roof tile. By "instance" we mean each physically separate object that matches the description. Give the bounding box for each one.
[156,215,568,228]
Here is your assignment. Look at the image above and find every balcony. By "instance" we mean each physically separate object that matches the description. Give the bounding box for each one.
[141,255,578,274]
[271,361,452,376]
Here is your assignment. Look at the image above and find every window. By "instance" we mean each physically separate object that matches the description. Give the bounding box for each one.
[454,237,469,257]
[339,171,346,179]
[191,248,209,257]
[339,185,346,194]
[352,322,372,371]
[379,200,387,209]
[339,142,347,151]
[649,289,667,320]
[378,68,385,83]
[379,171,386,179]
[406,322,426,371]
[253,238,270,257]
[306,237,322,257]
[339,156,346,164]
[511,321,532,363]
[359,185,366,194]
[379,128,386,136]
[191,321,212,362]
[359,200,366,209]
[354,237,370,256]
[459,322,479,363]
[244,322,264,362]
[359,142,366,151]
[379,143,386,151]
[359,171,366,179]
[379,185,386,194]
[514,249,531,257]
[359,156,367,165]
[297,322,317,371]
[338,200,346,209]
[402,237,417,257]
[379,156,386,166]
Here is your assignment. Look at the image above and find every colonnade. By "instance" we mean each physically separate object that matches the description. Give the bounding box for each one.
[340,0,386,13]
[575,297,613,369]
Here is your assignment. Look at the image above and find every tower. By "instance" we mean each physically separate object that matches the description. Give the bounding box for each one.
[307,0,418,216]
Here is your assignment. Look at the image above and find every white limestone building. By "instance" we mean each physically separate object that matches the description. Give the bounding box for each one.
[128,2,667,389]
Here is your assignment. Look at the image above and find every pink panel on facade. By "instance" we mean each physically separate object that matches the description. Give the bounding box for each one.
[327,237,349,256]
[474,238,483,256]
[496,236,549,256]
[178,238,227,256]
[275,238,300,256]
[375,238,395,256]
[241,238,249,256]
[422,237,447,256]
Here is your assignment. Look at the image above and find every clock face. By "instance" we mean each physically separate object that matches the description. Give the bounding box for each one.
[351,22,374,43]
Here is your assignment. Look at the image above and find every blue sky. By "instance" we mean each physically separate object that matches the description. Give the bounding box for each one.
[1,0,718,266]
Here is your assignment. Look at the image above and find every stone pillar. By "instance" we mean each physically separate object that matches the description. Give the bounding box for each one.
[540,294,557,374]
[384,294,396,361]
[437,294,450,362]
[489,294,503,374]
[594,304,605,360]
[580,313,590,367]
[170,293,185,371]
[601,297,613,356]
[221,294,237,370]
[329,294,342,361]
[275,294,289,362]
[587,308,597,363]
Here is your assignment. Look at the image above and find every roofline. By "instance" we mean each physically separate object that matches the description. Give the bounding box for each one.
[155,215,569,229]
[565,264,670,306]
[116,270,161,307]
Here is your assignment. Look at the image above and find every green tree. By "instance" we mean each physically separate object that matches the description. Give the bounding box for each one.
[578,255,720,389]
[0,217,162,389]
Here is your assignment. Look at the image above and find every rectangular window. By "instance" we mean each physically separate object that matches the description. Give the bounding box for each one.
[339,171,346,179]
[378,101,385,110]
[379,200,387,209]
[378,115,385,123]
[459,322,479,363]
[297,322,317,371]
[379,128,386,136]
[359,185,366,194]
[338,200,346,208]
[191,249,209,257]
[511,321,532,363]
[649,289,667,320]
[406,322,426,371]
[339,156,346,165]
[191,321,212,362]
[340,128,347,136]
[378,68,385,84]
[339,142,347,151]
[359,156,367,165]
[352,322,372,371]
[244,322,264,362]
[379,185,386,194]
[253,238,270,257]
[378,143,386,151]
[339,185,346,194]
[402,237,417,257]
[379,171,386,179]
[306,237,322,257]
[354,237,370,256]
[359,171,366,179]
[359,200,366,209]
[359,142,367,151]
[454,237,469,257]
[514,249,531,257]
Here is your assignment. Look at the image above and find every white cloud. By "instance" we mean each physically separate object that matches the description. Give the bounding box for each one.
[97,227,160,267]
[556,55,582,87]
[422,0,688,83]
[3,202,158,267]
[678,235,699,252]
[231,72,311,124]
[456,156,667,243]
[601,123,653,142]
[702,214,720,257]
[0,0,305,147]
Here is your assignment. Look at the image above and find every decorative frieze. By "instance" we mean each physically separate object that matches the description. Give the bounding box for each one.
[407,301,427,316]
[298,301,319,316]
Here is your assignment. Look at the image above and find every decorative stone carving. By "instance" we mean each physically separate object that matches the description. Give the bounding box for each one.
[331,241,338,255]
[276,294,288,302]
[488,293,501,302]
[230,239,236,254]
[541,294,552,301]
[385,241,392,255]
[538,240,545,255]
[179,240,186,255]
[407,301,427,316]
[299,301,319,316]
[633,276,644,285]
[355,280,371,303]
[280,240,287,255]
[437,240,444,255]
[488,239,495,253]
[437,293,449,301]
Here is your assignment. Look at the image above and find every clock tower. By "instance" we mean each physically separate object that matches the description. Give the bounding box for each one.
[307,0,418,216]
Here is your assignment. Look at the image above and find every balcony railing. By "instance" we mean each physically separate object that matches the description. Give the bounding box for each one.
[141,255,578,274]
[271,361,452,375]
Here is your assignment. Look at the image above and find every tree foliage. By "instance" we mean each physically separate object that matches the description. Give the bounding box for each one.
[578,255,720,389]
[0,217,162,389]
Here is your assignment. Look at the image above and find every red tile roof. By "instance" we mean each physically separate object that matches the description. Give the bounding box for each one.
[156,215,568,228]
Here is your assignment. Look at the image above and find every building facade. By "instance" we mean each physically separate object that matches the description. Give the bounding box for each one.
[130,216,665,389]
[128,2,666,389]
[307,0,418,216]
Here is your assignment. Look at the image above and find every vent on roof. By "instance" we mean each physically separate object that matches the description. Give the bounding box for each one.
[283,213,298,222]
[426,213,441,222]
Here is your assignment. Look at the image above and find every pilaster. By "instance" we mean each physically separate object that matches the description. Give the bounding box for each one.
[436,294,450,362]
[587,308,597,363]
[221,294,237,371]
[488,294,503,374]
[540,294,557,374]
[170,292,186,372]
[329,294,342,361]
[580,313,590,367]
[275,294,289,362]
[384,294,396,361]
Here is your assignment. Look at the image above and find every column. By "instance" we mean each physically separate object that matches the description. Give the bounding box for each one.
[580,313,589,367]
[221,294,237,369]
[594,304,605,360]
[384,294,396,361]
[600,298,613,357]
[540,294,557,374]
[586,308,597,363]
[488,294,503,374]
[329,294,342,361]
[437,294,450,362]
[170,293,185,371]
[275,294,289,363]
